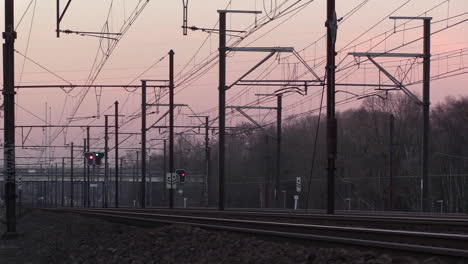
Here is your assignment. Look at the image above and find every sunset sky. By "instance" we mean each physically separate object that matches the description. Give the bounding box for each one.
[1,0,467,165]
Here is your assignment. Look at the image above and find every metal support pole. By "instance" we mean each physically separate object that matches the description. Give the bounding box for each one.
[46,167,50,206]
[204,116,210,207]
[326,0,337,214]
[104,115,109,208]
[182,0,189,35]
[275,95,282,208]
[61,157,65,207]
[389,114,394,211]
[86,126,90,207]
[120,157,123,205]
[169,50,175,209]
[92,165,96,207]
[163,139,167,203]
[108,168,112,205]
[148,155,152,207]
[17,189,21,216]
[136,151,139,206]
[70,142,74,207]
[93,169,96,207]
[114,101,119,207]
[56,0,59,37]
[55,163,58,207]
[141,80,147,208]
[50,167,53,206]
[45,104,49,206]
[132,164,135,206]
[422,19,431,212]
[264,135,270,208]
[3,0,17,235]
[82,138,86,207]
[218,11,226,211]
[43,179,47,207]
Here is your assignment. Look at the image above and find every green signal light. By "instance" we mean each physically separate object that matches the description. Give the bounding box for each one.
[96,153,100,156]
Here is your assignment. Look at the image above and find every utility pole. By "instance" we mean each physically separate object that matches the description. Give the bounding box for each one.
[3,0,17,235]
[70,142,74,207]
[141,80,147,208]
[61,157,65,207]
[326,0,337,214]
[422,19,431,212]
[275,94,282,208]
[114,101,119,207]
[218,10,227,211]
[389,114,394,211]
[104,115,109,208]
[169,50,175,209]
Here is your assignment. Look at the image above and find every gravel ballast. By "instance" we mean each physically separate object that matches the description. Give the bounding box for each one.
[0,209,464,264]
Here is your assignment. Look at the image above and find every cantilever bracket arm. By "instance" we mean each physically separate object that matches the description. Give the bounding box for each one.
[226,51,276,90]
[335,90,360,97]
[145,104,186,132]
[274,86,306,96]
[227,47,294,53]
[118,135,135,147]
[56,0,73,38]
[366,56,423,105]
[235,107,276,139]
[21,127,33,147]
[292,50,323,83]
[146,109,170,132]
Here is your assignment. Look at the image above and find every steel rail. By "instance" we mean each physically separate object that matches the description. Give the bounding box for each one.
[49,208,468,258]
[72,207,468,227]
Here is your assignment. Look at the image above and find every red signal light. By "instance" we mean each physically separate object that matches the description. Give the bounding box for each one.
[175,169,187,183]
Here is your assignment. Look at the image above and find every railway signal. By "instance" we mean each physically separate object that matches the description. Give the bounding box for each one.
[176,169,187,183]
[84,152,105,166]
[84,152,95,166]
[94,152,105,166]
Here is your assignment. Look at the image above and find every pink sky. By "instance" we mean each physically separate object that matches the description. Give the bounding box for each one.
[0,0,467,164]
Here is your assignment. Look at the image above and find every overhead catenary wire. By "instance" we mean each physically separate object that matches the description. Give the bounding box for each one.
[17,0,37,87]
[14,50,74,87]
[48,0,152,146]
[113,0,320,134]
[15,0,35,30]
[11,0,468,167]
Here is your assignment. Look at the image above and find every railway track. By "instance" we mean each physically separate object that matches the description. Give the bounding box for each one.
[49,208,468,258]
[59,207,468,234]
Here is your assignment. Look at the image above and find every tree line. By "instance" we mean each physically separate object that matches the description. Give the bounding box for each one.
[146,94,468,213]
